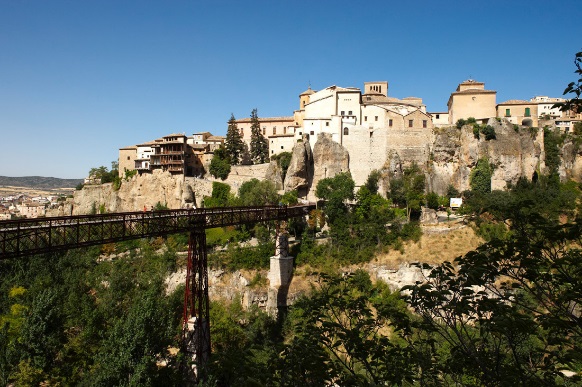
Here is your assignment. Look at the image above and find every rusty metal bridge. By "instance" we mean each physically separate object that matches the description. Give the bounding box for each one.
[0,204,314,381]
[0,205,313,259]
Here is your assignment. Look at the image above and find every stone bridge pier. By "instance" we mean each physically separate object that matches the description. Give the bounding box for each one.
[267,225,294,316]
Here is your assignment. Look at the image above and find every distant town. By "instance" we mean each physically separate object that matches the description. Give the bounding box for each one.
[0,189,74,220]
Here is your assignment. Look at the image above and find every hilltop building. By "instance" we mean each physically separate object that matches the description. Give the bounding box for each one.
[118,133,224,178]
[116,78,579,186]
[447,79,497,125]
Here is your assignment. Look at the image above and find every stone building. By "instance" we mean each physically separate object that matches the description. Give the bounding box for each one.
[447,80,497,124]
[118,132,224,178]
[496,100,539,127]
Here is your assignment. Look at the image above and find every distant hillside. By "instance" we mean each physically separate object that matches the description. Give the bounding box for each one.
[0,176,83,189]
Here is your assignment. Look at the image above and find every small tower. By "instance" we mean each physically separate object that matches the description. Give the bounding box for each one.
[364,81,388,96]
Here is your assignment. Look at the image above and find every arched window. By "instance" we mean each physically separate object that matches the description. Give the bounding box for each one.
[343,127,349,135]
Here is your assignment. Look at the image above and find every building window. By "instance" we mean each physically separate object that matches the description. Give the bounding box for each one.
[240,129,244,136]
[389,119,393,127]
[310,131,314,135]
[341,111,345,116]
[348,110,352,115]
[409,120,413,127]
[283,127,287,134]
[325,122,329,126]
[281,146,284,149]
[365,116,367,121]
[505,108,511,117]
[343,127,349,135]
[423,120,427,128]
[127,156,130,160]
[436,114,440,119]
[262,128,266,135]
[525,107,531,117]
[375,116,378,121]
[273,128,276,135]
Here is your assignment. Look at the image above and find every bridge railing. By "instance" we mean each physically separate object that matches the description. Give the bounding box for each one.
[0,204,315,259]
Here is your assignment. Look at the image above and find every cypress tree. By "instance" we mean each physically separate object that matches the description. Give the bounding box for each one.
[225,114,244,165]
[249,108,268,164]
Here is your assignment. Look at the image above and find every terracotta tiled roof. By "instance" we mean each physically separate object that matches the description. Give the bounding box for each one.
[235,116,294,123]
[163,133,187,138]
[498,99,531,105]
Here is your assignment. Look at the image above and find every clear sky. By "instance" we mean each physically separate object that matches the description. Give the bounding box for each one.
[1,0,580,178]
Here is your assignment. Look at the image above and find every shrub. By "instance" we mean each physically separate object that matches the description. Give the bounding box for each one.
[473,126,480,139]
[425,192,439,210]
[481,125,496,140]
[456,119,466,129]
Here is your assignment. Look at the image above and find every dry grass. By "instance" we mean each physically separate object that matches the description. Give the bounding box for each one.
[373,226,483,269]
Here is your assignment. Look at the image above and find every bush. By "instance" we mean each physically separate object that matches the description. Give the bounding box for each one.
[209,147,231,180]
[481,125,496,140]
[425,192,439,210]
[456,119,466,129]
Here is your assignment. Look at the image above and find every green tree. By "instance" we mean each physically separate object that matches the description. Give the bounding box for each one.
[364,169,382,195]
[425,191,439,210]
[209,146,231,180]
[544,127,561,178]
[389,163,426,221]
[237,179,278,206]
[470,158,493,194]
[280,271,415,385]
[225,113,244,165]
[405,216,582,385]
[554,50,582,114]
[315,172,355,225]
[204,182,232,207]
[249,109,269,164]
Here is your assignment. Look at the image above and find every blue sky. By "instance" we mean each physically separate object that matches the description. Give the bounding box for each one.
[1,0,580,178]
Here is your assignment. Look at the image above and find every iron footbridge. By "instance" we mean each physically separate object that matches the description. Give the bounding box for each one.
[0,204,314,259]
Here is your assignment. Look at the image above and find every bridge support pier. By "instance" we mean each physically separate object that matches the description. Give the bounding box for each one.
[267,224,293,316]
[182,228,210,382]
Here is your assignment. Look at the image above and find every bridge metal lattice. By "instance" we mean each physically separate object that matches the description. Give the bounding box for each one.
[0,205,313,259]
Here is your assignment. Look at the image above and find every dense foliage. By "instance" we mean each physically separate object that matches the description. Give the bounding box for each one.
[0,239,184,385]
[209,146,231,180]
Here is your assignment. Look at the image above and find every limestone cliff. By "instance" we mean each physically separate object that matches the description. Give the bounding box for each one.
[72,170,207,214]
[66,121,581,215]
[428,119,544,194]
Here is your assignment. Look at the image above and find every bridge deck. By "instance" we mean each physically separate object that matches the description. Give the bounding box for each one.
[0,204,314,259]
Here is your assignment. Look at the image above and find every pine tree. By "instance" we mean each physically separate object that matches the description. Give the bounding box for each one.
[224,114,244,165]
[249,108,269,164]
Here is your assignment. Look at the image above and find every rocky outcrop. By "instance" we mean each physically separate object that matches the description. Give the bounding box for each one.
[72,170,193,214]
[283,134,351,200]
[265,160,284,190]
[310,133,350,198]
[283,140,313,196]
[428,119,544,194]
[560,137,582,181]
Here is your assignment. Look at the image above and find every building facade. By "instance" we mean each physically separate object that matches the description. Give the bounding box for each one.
[447,80,497,125]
